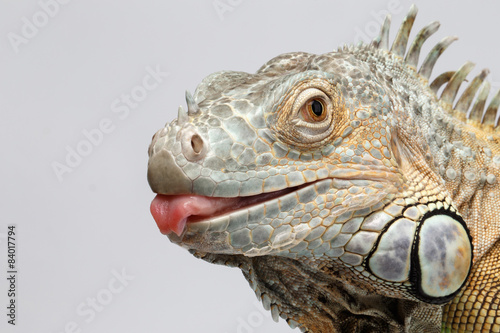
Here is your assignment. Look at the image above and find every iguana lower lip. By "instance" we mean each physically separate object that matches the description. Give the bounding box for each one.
[150,187,296,236]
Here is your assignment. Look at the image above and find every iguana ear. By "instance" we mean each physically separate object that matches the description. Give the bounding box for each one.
[368,127,474,304]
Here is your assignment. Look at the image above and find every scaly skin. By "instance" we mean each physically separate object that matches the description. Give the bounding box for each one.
[147,5,500,333]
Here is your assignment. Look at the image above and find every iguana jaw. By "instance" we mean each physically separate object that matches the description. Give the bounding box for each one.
[149,168,402,255]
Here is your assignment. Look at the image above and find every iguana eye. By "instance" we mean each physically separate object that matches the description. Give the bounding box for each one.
[294,88,331,125]
[273,79,345,148]
[301,99,327,122]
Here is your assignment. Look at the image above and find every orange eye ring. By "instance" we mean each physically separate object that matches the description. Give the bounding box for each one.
[301,98,327,122]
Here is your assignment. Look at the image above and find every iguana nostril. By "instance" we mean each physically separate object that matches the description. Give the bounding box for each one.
[191,134,203,154]
[179,126,208,161]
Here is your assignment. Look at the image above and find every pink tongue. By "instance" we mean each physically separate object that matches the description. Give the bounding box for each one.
[150,194,241,236]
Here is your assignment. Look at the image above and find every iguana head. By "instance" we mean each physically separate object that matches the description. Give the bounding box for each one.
[148,5,475,332]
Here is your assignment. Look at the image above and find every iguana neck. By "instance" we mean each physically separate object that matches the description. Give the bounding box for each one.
[349,46,500,260]
[427,108,500,259]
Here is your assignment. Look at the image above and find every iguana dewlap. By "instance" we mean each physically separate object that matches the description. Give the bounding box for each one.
[147,5,500,333]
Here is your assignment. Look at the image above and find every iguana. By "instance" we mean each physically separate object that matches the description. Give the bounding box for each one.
[147,5,500,332]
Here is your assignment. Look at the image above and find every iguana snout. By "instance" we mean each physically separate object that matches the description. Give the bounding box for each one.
[148,120,208,195]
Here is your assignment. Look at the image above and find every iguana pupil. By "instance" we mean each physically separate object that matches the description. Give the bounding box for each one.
[310,99,323,117]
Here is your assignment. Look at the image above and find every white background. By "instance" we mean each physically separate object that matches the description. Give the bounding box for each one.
[1,1,499,332]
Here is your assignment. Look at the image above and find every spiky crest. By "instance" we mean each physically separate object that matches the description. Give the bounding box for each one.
[372,4,500,130]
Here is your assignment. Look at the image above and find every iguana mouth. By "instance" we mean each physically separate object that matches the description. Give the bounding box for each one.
[150,169,401,236]
[150,186,297,236]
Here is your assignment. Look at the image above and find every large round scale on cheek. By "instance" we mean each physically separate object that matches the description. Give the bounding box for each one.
[414,213,472,302]
[368,218,416,282]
